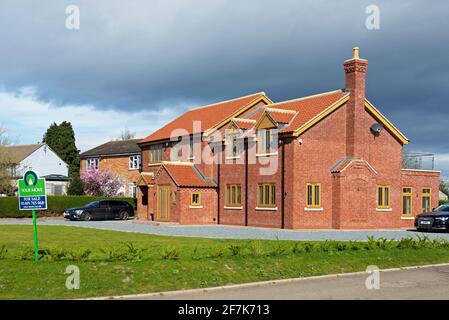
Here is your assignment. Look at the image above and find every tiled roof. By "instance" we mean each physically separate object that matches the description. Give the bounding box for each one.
[232,118,256,130]
[139,92,266,144]
[265,109,297,124]
[80,139,142,158]
[267,90,348,133]
[3,144,42,164]
[160,163,216,187]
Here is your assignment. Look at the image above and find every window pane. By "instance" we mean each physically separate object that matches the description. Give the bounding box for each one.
[314,185,320,206]
[271,185,276,205]
[378,187,383,207]
[237,186,241,205]
[226,186,230,205]
[258,185,263,205]
[307,185,313,206]
[231,186,236,204]
[264,185,270,205]
[384,188,389,206]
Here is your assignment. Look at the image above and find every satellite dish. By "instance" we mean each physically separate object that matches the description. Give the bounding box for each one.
[370,123,383,136]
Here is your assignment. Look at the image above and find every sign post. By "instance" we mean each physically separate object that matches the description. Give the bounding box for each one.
[17,170,47,262]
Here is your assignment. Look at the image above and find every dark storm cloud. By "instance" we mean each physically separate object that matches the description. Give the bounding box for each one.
[0,0,448,159]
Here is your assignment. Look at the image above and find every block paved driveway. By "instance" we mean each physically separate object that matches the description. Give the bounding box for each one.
[1,218,449,241]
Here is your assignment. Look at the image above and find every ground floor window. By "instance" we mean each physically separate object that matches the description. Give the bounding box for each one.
[191,192,201,206]
[306,183,321,208]
[377,185,390,209]
[422,188,431,213]
[226,184,241,206]
[257,183,276,208]
[128,183,137,198]
[402,187,412,215]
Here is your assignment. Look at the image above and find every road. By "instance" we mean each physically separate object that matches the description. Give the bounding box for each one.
[1,218,449,241]
[112,264,449,300]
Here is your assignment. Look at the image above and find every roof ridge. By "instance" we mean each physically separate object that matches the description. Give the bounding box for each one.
[162,161,194,166]
[6,143,43,148]
[188,92,265,111]
[268,89,345,107]
[266,107,297,114]
[233,118,257,123]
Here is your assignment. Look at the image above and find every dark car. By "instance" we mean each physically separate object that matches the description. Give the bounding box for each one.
[415,204,449,232]
[63,200,134,221]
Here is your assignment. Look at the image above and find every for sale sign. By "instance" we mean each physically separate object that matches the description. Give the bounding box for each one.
[18,170,47,210]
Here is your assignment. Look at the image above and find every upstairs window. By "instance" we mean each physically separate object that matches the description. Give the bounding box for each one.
[306,183,321,208]
[377,186,390,209]
[86,158,99,170]
[257,129,277,154]
[129,155,141,170]
[150,144,163,163]
[257,183,276,208]
[422,188,431,213]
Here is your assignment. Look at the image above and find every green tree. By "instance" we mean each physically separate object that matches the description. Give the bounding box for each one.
[440,179,449,197]
[67,174,84,195]
[42,121,80,177]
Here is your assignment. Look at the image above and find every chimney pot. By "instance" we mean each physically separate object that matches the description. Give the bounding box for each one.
[353,47,360,59]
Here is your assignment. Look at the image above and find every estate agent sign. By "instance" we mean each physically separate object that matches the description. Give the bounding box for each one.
[17,170,46,262]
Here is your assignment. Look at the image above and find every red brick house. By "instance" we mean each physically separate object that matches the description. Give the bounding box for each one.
[80,139,142,197]
[136,48,440,229]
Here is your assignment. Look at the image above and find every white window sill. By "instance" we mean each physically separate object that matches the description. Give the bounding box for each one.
[401,216,415,220]
[188,157,195,160]
[129,168,139,171]
[304,207,323,212]
[225,156,241,160]
[224,206,243,210]
[189,205,203,209]
[255,207,278,211]
[376,208,392,212]
[256,152,278,157]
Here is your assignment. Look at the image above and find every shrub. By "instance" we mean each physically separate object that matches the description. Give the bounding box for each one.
[269,242,287,256]
[124,242,146,261]
[248,240,263,256]
[228,244,243,256]
[209,247,225,258]
[0,195,135,218]
[100,247,128,261]
[69,249,92,262]
[41,248,70,261]
[160,247,180,260]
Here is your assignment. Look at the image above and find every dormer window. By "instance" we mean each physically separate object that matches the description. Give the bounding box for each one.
[257,129,275,154]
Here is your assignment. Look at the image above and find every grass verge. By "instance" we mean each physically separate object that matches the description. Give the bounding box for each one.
[0,225,449,299]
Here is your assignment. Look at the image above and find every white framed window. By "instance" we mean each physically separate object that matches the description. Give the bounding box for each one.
[86,158,99,170]
[129,155,141,170]
[128,183,137,198]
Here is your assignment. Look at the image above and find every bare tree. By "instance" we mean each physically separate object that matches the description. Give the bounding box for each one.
[118,127,136,140]
[0,126,14,194]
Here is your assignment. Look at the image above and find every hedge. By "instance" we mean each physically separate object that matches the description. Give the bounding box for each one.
[0,196,136,218]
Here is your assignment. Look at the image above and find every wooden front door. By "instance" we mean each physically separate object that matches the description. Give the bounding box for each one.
[157,185,170,220]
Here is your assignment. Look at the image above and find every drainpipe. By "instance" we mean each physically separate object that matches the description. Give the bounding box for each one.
[281,138,285,229]
[245,138,249,226]
[217,158,221,225]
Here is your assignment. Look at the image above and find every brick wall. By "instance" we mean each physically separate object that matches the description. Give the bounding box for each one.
[80,155,140,196]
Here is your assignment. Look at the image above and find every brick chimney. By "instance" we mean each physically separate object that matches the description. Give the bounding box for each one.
[344,47,368,159]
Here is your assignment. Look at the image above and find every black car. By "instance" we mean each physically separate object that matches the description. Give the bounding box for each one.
[415,204,449,232]
[64,200,134,221]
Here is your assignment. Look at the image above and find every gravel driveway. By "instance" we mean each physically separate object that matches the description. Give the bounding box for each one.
[1,218,448,241]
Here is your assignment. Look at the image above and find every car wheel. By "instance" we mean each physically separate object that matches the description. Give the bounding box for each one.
[119,210,129,220]
[81,212,92,221]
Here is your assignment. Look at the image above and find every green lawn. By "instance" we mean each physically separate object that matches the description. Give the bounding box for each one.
[1,225,449,299]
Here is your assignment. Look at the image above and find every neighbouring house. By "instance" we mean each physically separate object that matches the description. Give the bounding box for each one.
[80,139,142,197]
[440,191,449,202]
[135,47,440,229]
[2,143,69,195]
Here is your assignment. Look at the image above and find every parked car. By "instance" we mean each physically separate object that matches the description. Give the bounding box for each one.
[415,204,449,232]
[63,200,134,221]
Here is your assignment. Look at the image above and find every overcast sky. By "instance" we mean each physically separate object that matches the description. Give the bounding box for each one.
[0,0,448,178]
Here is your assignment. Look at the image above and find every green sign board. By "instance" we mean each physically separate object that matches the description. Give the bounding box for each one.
[17,170,46,262]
